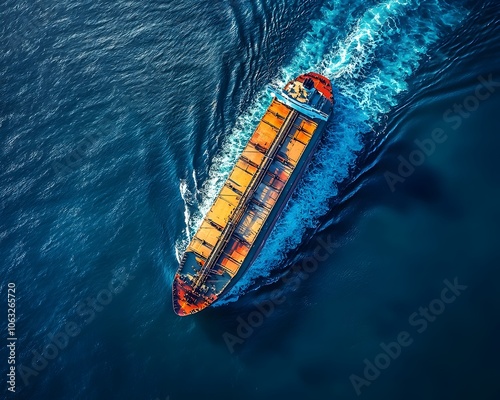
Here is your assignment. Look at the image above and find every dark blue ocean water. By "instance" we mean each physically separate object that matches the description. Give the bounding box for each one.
[1,0,499,399]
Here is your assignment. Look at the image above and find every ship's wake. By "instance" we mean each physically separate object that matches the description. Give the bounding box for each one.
[175,0,467,304]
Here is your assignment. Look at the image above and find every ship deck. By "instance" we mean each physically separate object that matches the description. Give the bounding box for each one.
[189,100,317,273]
[173,72,334,316]
[174,100,319,314]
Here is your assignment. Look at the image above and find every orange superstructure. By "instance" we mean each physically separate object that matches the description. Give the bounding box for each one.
[173,73,334,316]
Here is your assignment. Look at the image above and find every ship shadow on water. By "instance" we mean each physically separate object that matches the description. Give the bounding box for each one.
[190,116,459,362]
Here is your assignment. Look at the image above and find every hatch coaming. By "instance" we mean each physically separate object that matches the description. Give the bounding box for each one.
[184,99,291,260]
[174,108,319,315]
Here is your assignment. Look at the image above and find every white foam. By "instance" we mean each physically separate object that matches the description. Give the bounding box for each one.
[176,0,466,303]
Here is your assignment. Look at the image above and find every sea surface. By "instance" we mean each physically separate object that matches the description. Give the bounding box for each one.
[1,0,499,399]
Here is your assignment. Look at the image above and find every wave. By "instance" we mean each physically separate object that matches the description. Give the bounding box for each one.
[175,0,467,304]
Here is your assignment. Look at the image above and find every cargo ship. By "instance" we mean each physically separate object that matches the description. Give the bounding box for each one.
[173,72,334,316]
